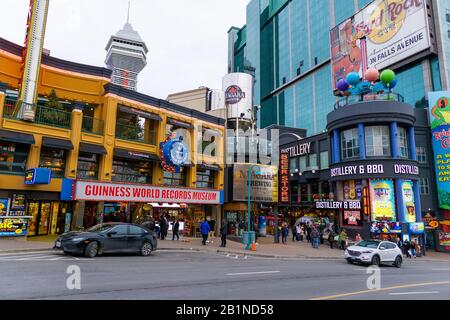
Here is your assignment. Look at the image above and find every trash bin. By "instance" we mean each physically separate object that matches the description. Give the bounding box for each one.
[242,231,256,245]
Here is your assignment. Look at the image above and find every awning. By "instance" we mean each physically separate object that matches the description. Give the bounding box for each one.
[0,129,35,145]
[119,106,162,121]
[42,137,74,150]
[79,143,107,155]
[167,118,194,130]
[114,148,160,162]
[198,163,221,172]
[183,163,195,168]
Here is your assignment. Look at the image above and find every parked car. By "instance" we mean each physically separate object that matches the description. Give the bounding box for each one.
[344,240,403,268]
[54,223,158,258]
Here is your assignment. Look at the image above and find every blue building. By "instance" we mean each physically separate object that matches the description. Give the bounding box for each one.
[228,0,449,135]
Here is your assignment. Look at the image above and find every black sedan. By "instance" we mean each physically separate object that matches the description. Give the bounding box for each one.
[54,223,158,258]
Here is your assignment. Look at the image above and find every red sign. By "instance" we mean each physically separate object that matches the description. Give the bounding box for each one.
[279,151,290,203]
[74,181,222,205]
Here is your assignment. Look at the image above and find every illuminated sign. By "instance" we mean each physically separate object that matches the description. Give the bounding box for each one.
[24,168,52,185]
[409,222,425,234]
[0,219,28,237]
[369,179,396,222]
[160,133,190,173]
[279,151,290,203]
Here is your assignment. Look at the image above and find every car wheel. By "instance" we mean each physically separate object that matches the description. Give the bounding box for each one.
[394,255,403,268]
[140,242,153,256]
[346,258,354,264]
[371,255,380,266]
[85,242,99,258]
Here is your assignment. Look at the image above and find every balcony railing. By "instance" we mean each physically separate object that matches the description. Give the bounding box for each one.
[3,97,71,129]
[82,116,104,135]
[334,92,405,109]
[115,122,156,145]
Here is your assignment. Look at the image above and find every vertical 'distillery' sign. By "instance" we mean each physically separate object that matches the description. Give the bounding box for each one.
[279,151,290,204]
[429,91,450,210]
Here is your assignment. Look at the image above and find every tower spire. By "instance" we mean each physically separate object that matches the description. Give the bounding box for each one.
[127,1,130,24]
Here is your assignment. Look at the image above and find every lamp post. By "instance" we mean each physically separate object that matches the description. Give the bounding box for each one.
[246,164,260,250]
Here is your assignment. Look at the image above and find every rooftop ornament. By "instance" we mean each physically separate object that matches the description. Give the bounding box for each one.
[334,68,403,109]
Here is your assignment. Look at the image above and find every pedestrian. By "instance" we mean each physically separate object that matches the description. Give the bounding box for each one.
[163,215,169,240]
[220,219,228,247]
[338,229,348,250]
[403,240,412,258]
[292,224,297,242]
[355,233,362,243]
[328,231,335,249]
[207,218,215,244]
[281,223,288,244]
[296,224,303,242]
[159,215,167,240]
[253,221,259,244]
[311,227,320,249]
[172,219,180,241]
[410,240,417,258]
[200,219,210,245]
[306,224,312,243]
[397,237,403,250]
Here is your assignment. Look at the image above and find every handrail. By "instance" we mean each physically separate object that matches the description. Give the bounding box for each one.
[334,93,405,109]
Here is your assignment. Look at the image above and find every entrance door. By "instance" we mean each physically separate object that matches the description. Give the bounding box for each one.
[38,202,51,235]
[27,201,56,236]
[27,202,40,236]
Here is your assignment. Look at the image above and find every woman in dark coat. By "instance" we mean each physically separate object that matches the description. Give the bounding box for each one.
[220,220,228,247]
[172,219,180,241]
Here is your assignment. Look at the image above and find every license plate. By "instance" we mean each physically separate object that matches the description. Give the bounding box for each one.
[55,241,61,248]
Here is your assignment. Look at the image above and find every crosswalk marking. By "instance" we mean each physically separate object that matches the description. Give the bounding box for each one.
[0,252,78,261]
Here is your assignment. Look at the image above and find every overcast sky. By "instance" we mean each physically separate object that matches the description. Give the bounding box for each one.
[0,0,247,99]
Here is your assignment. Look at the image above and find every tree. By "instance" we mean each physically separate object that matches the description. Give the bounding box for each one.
[41,89,67,126]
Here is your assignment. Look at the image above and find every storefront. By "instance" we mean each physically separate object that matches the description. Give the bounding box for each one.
[71,180,223,237]
[326,96,437,244]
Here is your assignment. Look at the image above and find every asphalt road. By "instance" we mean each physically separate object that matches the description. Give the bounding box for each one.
[1,250,450,300]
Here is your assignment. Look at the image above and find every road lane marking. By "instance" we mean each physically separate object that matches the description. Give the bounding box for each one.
[226,271,281,276]
[389,291,440,295]
[432,268,450,271]
[311,281,450,300]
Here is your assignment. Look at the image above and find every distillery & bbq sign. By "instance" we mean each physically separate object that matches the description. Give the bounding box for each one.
[330,161,419,180]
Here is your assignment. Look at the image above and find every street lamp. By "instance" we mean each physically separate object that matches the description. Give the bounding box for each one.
[246,164,260,250]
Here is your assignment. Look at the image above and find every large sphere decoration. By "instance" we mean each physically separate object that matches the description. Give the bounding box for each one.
[383,78,398,89]
[346,72,360,86]
[337,79,350,91]
[380,69,396,84]
[365,68,379,82]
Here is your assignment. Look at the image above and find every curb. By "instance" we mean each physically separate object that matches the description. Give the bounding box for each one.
[0,248,55,254]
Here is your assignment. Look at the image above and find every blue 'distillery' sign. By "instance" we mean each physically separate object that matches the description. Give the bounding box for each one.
[429,92,450,210]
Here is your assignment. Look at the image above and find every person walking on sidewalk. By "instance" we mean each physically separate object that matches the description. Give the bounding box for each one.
[207,218,215,244]
[339,229,348,250]
[292,224,297,242]
[281,223,289,244]
[410,240,417,258]
[296,224,303,242]
[172,219,180,241]
[159,215,167,240]
[200,219,210,246]
[355,233,362,243]
[311,227,320,249]
[220,219,228,247]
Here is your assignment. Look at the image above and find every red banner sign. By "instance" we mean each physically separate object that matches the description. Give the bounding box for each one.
[279,151,290,203]
[74,181,222,204]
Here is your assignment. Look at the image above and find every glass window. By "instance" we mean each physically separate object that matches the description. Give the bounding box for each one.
[320,151,329,170]
[365,126,391,157]
[163,169,186,187]
[398,127,409,159]
[39,147,66,178]
[77,152,99,180]
[0,142,27,175]
[300,184,309,202]
[110,225,128,235]
[299,156,307,172]
[196,168,215,189]
[129,225,145,235]
[417,147,427,164]
[290,157,299,172]
[420,178,430,195]
[309,154,318,169]
[112,158,153,184]
[341,128,360,160]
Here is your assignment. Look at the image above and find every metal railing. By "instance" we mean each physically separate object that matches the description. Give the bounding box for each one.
[3,97,71,129]
[334,92,405,109]
[82,116,104,135]
[115,122,156,145]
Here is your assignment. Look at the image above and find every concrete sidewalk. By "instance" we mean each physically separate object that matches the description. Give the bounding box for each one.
[1,235,450,262]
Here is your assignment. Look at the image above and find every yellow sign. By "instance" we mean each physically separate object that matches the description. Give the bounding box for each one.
[429,221,439,229]
[368,0,407,44]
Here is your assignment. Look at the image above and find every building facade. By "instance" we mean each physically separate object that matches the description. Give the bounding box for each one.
[0,37,225,238]
[228,0,447,135]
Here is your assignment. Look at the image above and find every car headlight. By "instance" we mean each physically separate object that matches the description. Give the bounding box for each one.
[70,237,85,242]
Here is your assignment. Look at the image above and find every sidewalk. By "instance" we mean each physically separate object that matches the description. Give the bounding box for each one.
[1,235,450,262]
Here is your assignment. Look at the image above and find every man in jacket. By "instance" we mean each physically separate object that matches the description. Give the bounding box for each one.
[220,219,228,247]
[200,219,211,245]
[172,219,180,241]
[159,216,167,240]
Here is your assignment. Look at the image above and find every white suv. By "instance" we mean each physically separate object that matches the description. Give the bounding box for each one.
[345,240,403,268]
